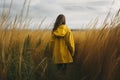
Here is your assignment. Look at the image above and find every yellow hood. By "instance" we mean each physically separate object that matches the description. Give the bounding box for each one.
[53,25,67,37]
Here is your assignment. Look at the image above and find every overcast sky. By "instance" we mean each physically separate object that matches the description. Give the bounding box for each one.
[0,0,120,29]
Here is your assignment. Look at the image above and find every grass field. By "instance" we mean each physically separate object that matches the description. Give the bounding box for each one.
[0,1,120,80]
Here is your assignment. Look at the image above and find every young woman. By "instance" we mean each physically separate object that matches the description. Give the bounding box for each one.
[49,14,75,73]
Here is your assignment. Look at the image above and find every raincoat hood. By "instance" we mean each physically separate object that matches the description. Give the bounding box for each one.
[53,25,68,37]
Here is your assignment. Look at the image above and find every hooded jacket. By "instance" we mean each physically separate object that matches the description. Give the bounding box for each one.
[49,25,75,64]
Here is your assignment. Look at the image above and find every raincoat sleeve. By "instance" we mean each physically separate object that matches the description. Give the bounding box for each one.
[66,31,75,56]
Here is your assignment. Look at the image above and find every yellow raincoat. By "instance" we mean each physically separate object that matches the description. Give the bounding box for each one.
[49,25,75,64]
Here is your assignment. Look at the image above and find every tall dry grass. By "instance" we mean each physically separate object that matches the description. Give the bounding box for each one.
[72,9,120,80]
[0,0,49,80]
[0,0,120,80]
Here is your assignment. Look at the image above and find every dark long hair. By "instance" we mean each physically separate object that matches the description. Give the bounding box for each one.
[52,14,66,31]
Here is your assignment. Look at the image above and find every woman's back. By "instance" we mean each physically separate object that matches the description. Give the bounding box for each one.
[50,24,74,64]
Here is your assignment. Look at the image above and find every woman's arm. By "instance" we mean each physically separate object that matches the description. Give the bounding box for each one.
[66,31,75,56]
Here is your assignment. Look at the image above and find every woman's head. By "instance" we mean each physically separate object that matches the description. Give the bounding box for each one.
[53,14,66,31]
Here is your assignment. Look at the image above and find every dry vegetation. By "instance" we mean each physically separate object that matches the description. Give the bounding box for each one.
[0,0,120,80]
